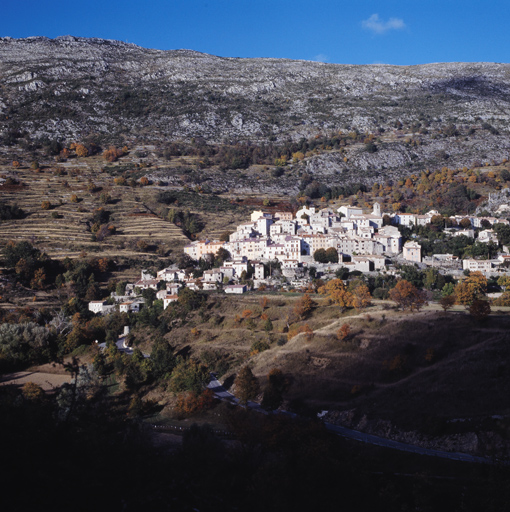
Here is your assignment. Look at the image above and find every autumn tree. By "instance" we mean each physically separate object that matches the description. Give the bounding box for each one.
[22,382,45,402]
[493,292,510,307]
[259,296,269,309]
[175,389,215,417]
[65,315,89,353]
[30,267,46,290]
[497,275,510,291]
[454,271,487,306]
[234,366,260,405]
[318,279,353,311]
[103,146,123,163]
[351,283,371,311]
[336,323,351,341]
[302,323,314,342]
[388,280,427,311]
[75,144,89,157]
[293,293,315,319]
[241,309,253,319]
[469,299,491,322]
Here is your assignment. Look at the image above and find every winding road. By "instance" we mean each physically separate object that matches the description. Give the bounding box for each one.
[207,374,497,465]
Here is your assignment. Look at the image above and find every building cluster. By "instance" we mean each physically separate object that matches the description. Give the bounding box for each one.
[88,261,255,314]
[89,203,510,315]
[185,204,406,273]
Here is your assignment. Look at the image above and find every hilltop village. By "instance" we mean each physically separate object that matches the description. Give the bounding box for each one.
[89,202,510,314]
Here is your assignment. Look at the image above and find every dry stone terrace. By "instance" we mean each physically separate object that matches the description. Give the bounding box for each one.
[0,165,189,259]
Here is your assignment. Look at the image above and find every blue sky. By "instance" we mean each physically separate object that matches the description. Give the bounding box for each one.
[2,1,509,65]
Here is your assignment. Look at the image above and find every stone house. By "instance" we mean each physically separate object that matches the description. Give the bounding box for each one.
[403,241,422,263]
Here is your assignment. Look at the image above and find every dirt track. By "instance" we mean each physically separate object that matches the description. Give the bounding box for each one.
[0,371,71,391]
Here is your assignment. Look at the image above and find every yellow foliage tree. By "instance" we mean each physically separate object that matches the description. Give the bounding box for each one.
[30,268,46,290]
[455,271,487,306]
[351,283,372,311]
[22,382,45,401]
[497,275,510,290]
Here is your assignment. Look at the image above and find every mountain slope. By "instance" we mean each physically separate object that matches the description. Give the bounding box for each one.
[1,36,510,146]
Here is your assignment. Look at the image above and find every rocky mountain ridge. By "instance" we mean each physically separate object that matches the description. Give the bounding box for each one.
[1,36,510,142]
[2,36,510,188]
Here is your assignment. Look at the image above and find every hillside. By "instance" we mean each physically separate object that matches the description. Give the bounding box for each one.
[2,36,510,188]
[127,292,510,458]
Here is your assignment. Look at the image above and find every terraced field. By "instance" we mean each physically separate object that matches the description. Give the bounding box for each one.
[0,164,190,259]
[0,156,248,263]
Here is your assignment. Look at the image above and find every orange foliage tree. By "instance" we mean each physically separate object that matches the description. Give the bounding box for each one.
[22,382,45,402]
[174,389,215,417]
[318,279,353,311]
[336,323,351,341]
[287,323,313,342]
[259,296,269,309]
[293,293,315,319]
[96,258,110,272]
[389,280,427,311]
[30,268,46,290]
[103,146,123,163]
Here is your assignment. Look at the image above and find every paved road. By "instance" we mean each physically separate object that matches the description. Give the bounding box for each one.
[208,375,497,465]
[207,375,266,413]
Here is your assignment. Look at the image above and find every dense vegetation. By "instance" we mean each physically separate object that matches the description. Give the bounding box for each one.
[3,381,509,511]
